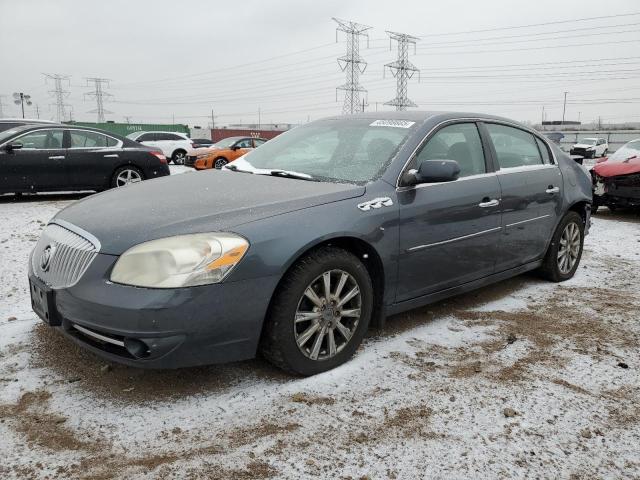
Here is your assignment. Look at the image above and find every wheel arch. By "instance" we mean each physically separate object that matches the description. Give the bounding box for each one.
[262,235,387,337]
[171,148,187,159]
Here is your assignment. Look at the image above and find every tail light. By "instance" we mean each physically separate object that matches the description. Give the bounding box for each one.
[150,151,167,164]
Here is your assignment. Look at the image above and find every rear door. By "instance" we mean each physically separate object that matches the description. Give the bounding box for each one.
[0,128,66,192]
[482,122,562,271]
[65,129,123,189]
[396,122,503,301]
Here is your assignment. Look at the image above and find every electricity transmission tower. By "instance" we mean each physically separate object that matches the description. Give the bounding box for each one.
[85,77,113,122]
[332,17,371,114]
[44,73,71,122]
[384,31,420,111]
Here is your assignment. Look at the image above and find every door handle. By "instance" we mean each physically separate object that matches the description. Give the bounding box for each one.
[48,155,65,160]
[103,154,119,158]
[546,186,560,194]
[478,199,500,208]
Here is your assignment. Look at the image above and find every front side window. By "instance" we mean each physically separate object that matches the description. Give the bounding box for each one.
[235,139,253,149]
[241,118,415,184]
[486,123,543,169]
[412,122,486,178]
[14,129,63,149]
[70,131,117,148]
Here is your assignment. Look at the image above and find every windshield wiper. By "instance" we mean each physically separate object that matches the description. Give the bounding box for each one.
[264,169,316,181]
[224,164,254,174]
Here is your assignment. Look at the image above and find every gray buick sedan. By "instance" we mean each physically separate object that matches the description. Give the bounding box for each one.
[29,112,592,375]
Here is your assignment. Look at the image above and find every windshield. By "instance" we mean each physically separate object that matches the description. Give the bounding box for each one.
[579,138,597,145]
[609,139,640,162]
[213,137,241,148]
[239,119,416,184]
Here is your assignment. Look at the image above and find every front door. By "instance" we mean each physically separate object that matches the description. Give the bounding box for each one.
[482,122,563,271]
[396,122,503,302]
[1,129,66,192]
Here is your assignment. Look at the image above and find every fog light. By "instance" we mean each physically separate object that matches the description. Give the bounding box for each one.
[124,338,150,358]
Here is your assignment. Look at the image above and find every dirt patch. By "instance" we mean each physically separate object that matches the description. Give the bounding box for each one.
[227,419,301,447]
[0,389,100,453]
[290,392,336,406]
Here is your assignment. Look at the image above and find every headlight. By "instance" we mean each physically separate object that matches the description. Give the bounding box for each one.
[110,233,249,288]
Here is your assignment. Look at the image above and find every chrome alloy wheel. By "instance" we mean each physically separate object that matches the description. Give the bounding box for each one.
[294,269,362,361]
[557,222,581,274]
[115,168,142,187]
[214,158,228,169]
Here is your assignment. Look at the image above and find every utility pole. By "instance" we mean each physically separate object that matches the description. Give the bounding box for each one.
[124,116,132,124]
[562,91,568,124]
[13,92,32,118]
[85,77,112,123]
[258,107,261,129]
[384,31,420,111]
[35,104,40,119]
[210,109,215,130]
[0,95,6,118]
[541,106,545,126]
[44,73,71,122]
[333,17,371,114]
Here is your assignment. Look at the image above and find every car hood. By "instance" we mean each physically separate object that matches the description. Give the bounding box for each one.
[573,143,596,148]
[593,156,640,178]
[54,170,365,254]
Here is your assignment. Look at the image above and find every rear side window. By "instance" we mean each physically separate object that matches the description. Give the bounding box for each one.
[485,124,543,168]
[165,133,184,141]
[535,137,552,164]
[413,122,486,178]
[137,133,156,141]
[70,131,117,148]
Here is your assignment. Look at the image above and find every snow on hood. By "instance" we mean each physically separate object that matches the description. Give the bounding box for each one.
[593,155,640,178]
[53,170,365,254]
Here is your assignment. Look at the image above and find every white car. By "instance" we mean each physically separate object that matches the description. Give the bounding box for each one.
[126,131,194,164]
[570,137,608,159]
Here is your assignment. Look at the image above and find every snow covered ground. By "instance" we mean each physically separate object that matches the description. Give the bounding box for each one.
[1,174,639,479]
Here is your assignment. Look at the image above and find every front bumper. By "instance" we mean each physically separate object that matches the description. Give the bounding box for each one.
[571,148,595,158]
[30,253,280,369]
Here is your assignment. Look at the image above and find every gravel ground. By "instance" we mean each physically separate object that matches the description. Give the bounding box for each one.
[0,176,639,479]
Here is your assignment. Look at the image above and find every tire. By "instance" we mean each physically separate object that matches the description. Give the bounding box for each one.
[214,157,228,169]
[538,211,585,282]
[111,165,144,188]
[172,150,186,165]
[591,203,599,214]
[603,148,608,157]
[260,247,374,376]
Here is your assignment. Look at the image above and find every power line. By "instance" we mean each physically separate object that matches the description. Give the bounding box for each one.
[384,31,420,111]
[333,17,372,114]
[43,73,71,122]
[84,77,113,122]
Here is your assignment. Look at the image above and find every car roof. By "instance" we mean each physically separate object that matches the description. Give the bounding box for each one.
[3,123,128,140]
[321,110,541,126]
[0,118,58,124]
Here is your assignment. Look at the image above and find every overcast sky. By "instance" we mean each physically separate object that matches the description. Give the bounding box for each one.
[1,0,639,127]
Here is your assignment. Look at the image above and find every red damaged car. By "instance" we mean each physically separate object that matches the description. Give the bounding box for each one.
[592,138,640,213]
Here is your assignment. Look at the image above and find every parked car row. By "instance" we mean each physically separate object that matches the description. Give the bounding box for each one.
[570,137,609,159]
[0,124,170,194]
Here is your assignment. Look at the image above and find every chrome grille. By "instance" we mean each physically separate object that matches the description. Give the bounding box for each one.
[31,223,98,289]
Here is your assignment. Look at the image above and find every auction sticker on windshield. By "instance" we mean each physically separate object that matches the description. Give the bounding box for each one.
[369,120,415,128]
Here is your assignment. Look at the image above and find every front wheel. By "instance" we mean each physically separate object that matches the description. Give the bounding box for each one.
[214,157,228,169]
[111,166,144,188]
[172,150,186,165]
[538,211,585,282]
[260,247,373,376]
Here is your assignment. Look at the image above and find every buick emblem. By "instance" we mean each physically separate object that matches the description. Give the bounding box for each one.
[40,245,54,272]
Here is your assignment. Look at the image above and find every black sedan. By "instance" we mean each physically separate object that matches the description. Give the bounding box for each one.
[29,112,592,376]
[0,125,170,194]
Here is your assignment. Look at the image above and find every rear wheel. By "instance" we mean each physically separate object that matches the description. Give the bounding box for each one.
[214,157,228,169]
[260,247,373,376]
[538,211,584,282]
[172,150,186,165]
[111,166,144,188]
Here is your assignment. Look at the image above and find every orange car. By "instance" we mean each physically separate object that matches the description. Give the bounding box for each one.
[187,136,267,170]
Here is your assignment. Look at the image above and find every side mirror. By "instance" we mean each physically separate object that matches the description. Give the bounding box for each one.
[231,145,240,151]
[403,159,461,186]
[5,143,23,152]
